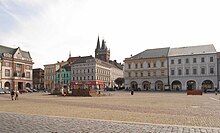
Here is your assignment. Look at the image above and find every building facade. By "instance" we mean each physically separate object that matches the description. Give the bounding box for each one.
[71,56,111,89]
[55,64,71,89]
[33,68,44,90]
[44,62,64,91]
[124,48,170,91]
[0,45,33,91]
[169,44,218,91]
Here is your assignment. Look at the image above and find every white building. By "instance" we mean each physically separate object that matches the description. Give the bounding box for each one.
[71,56,123,89]
[168,44,218,91]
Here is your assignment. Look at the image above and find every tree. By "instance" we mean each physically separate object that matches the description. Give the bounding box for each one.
[114,77,124,87]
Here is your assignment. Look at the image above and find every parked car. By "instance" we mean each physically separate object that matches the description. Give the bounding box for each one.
[31,88,38,92]
[19,89,28,93]
[0,89,5,94]
[4,89,11,94]
[26,88,33,93]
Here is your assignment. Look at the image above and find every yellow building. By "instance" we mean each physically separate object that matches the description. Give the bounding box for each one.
[124,48,170,91]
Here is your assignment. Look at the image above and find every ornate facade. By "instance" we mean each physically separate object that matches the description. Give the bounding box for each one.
[0,45,33,91]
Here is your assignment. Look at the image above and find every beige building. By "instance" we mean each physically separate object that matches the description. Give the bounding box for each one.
[124,48,170,91]
[0,45,33,91]
[44,61,67,91]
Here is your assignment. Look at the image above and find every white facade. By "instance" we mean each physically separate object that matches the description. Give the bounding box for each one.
[168,44,218,91]
[110,66,123,87]
[169,54,218,91]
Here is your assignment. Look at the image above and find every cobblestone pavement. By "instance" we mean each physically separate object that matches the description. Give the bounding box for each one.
[1,112,220,133]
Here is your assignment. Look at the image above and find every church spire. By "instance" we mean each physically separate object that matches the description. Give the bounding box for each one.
[101,39,107,49]
[69,51,71,58]
[96,36,100,50]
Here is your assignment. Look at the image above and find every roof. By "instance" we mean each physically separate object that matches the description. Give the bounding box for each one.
[168,44,216,57]
[56,64,71,72]
[72,55,95,64]
[130,47,170,59]
[0,45,16,56]
[0,45,32,59]
[67,56,79,63]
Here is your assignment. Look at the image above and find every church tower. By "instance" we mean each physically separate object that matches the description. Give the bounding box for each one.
[95,36,110,62]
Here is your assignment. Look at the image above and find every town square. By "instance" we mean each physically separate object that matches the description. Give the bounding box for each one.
[1,0,220,132]
[1,92,220,132]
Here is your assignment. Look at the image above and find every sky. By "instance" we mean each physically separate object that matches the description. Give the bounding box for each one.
[0,0,220,68]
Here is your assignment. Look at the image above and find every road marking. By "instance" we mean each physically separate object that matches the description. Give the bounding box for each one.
[209,97,220,102]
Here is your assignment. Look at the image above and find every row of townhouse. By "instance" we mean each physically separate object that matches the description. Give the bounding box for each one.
[124,44,219,91]
[44,37,123,92]
[0,45,33,91]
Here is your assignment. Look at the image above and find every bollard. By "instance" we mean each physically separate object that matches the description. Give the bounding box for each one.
[131,90,134,95]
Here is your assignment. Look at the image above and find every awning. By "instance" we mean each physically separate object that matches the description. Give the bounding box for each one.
[70,82,83,85]
[85,81,104,85]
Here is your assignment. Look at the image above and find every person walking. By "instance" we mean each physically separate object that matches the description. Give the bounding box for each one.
[10,89,15,100]
[15,90,19,100]
[215,87,218,95]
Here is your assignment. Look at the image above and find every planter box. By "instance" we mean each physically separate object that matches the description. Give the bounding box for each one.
[187,90,202,95]
[71,89,97,96]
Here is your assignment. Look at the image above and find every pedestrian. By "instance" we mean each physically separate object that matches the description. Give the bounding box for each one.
[15,90,19,100]
[10,89,15,100]
[215,87,218,95]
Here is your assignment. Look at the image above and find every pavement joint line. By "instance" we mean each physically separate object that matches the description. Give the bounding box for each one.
[1,111,220,130]
[209,97,220,102]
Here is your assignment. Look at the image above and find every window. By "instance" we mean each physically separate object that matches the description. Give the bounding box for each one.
[128,72,131,77]
[210,67,214,74]
[193,58,197,63]
[92,76,93,80]
[73,77,75,80]
[178,69,182,75]
[5,69,10,77]
[185,58,189,63]
[161,62,164,67]
[88,76,89,80]
[148,63,151,68]
[26,65,31,70]
[153,72,156,76]
[84,77,86,80]
[161,71,164,76]
[178,59,181,64]
[171,70,175,75]
[171,59,174,64]
[185,69,189,75]
[210,57,213,62]
[5,62,10,67]
[128,64,131,69]
[16,64,22,68]
[140,63,143,68]
[148,72,151,76]
[141,72,143,77]
[193,68,197,75]
[154,63,156,67]
[88,69,90,73]
[135,72,138,77]
[201,68,205,74]
[201,57,205,63]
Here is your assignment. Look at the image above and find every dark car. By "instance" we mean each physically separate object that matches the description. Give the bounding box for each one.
[19,89,28,93]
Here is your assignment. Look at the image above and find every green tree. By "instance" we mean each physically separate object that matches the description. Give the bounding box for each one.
[114,77,124,87]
